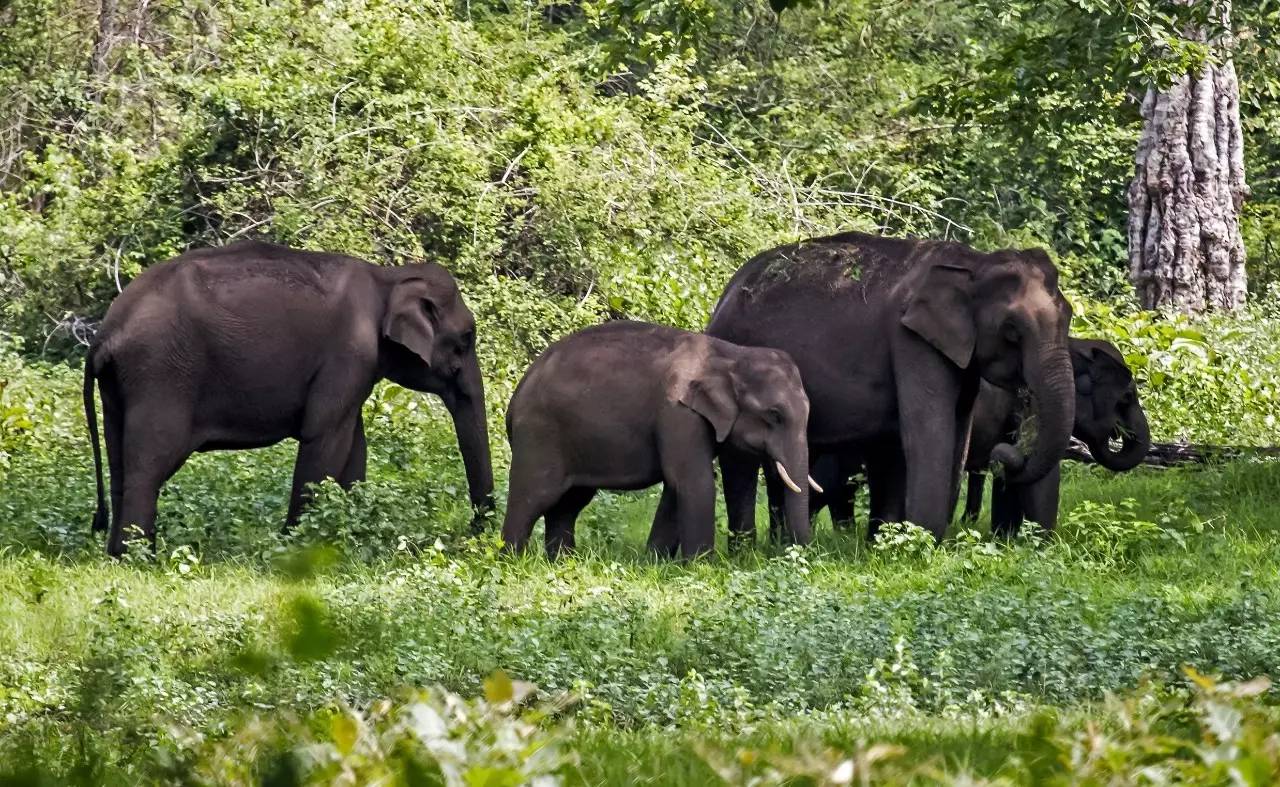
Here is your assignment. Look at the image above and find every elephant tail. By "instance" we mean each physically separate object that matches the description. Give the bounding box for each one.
[84,346,108,533]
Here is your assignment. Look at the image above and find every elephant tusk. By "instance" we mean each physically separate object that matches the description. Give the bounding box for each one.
[808,475,824,494]
[775,461,803,494]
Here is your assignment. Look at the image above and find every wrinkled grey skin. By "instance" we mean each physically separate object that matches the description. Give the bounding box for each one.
[501,321,812,559]
[84,241,493,556]
[707,230,1075,543]
[962,337,1151,535]
[810,338,1151,536]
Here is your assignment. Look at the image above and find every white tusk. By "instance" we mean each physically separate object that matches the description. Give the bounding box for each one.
[775,461,803,494]
[808,475,824,494]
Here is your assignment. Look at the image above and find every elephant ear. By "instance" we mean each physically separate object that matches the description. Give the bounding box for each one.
[677,366,740,443]
[901,262,976,368]
[1077,340,1133,386]
[383,278,437,366]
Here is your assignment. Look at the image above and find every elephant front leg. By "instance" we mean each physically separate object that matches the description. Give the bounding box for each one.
[896,358,962,542]
[1016,463,1060,536]
[671,469,716,559]
[657,411,718,559]
[337,413,367,489]
[989,475,1024,538]
[762,464,787,545]
[286,417,358,529]
[718,446,759,552]
[961,473,986,523]
[647,484,680,558]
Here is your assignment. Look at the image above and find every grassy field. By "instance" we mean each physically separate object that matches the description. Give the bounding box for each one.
[2,353,1280,784]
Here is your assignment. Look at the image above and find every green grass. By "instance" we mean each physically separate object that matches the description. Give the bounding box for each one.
[3,353,1280,783]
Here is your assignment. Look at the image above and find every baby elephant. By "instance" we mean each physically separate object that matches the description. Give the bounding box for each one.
[501,321,817,559]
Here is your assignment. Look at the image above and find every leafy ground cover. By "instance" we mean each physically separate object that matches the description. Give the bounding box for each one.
[2,345,1280,784]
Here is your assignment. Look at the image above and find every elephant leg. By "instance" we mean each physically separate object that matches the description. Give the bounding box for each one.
[647,484,680,558]
[961,473,986,524]
[544,486,595,559]
[1018,463,1061,534]
[827,453,860,530]
[762,463,786,545]
[720,447,759,551]
[285,416,358,529]
[657,446,717,560]
[673,471,716,559]
[865,440,906,542]
[500,448,565,554]
[989,475,1024,539]
[109,404,193,556]
[900,414,963,540]
[337,413,367,490]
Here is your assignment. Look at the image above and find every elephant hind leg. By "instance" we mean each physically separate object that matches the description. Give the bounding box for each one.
[500,449,566,555]
[109,403,194,557]
[544,486,595,559]
[962,472,985,523]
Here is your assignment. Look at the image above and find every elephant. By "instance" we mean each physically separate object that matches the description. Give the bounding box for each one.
[500,320,817,559]
[83,240,493,556]
[962,337,1151,534]
[706,230,1076,543]
[808,338,1151,536]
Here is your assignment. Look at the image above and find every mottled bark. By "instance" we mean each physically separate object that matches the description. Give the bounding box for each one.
[1128,0,1247,312]
[90,0,119,78]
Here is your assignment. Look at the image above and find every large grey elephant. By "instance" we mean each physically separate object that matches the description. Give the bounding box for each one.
[706,230,1076,542]
[962,337,1151,534]
[84,240,493,556]
[501,321,815,559]
[811,337,1151,536]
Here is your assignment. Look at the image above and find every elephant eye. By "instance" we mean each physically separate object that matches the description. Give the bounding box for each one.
[766,408,784,424]
[1001,322,1020,344]
[459,330,474,352]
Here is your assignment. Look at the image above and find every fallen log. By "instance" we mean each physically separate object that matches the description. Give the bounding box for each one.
[1065,439,1280,468]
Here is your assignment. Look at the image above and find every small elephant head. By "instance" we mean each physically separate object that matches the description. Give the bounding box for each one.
[380,264,493,518]
[1070,338,1151,471]
[676,341,815,545]
[901,245,1075,485]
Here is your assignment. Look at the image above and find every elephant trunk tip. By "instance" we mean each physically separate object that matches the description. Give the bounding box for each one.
[990,442,1026,475]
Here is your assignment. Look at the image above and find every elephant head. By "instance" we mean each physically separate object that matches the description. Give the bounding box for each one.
[901,246,1075,485]
[677,344,816,545]
[1069,338,1151,471]
[379,265,494,523]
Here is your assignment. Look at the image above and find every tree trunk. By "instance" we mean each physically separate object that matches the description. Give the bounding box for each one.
[1128,0,1248,312]
[89,0,118,79]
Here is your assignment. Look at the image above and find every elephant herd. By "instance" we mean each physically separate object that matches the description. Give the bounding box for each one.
[83,231,1151,558]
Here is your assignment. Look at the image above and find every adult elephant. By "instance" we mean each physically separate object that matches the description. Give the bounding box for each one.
[962,337,1150,535]
[84,240,493,556]
[811,337,1151,536]
[706,230,1075,542]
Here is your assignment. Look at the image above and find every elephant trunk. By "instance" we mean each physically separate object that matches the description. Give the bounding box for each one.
[775,444,813,546]
[447,356,495,526]
[994,342,1076,485]
[1090,399,1151,471]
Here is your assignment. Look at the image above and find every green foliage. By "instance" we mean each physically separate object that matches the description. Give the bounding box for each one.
[1072,298,1280,445]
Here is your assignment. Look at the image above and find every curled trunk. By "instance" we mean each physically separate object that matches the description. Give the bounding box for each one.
[995,344,1076,485]
[1090,400,1152,471]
